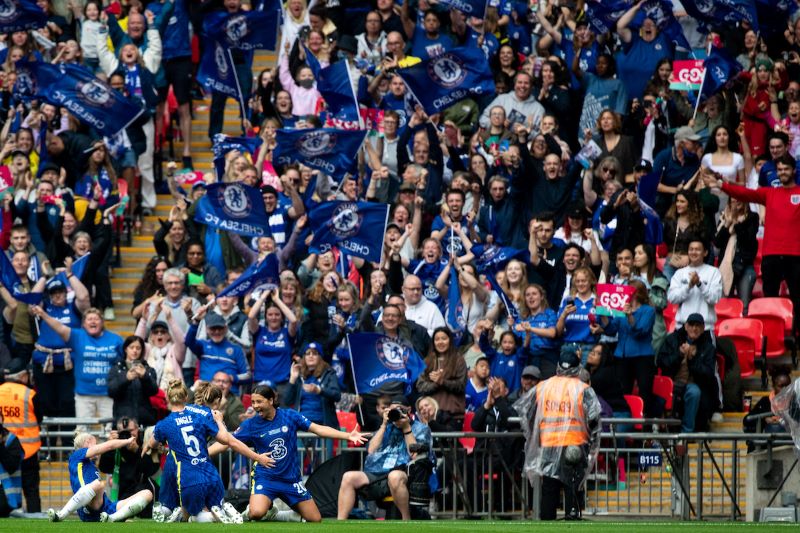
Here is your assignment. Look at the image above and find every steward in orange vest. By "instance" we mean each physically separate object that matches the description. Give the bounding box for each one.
[0,359,41,512]
[514,349,600,521]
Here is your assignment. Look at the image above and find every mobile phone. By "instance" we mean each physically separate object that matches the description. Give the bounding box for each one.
[41,194,58,204]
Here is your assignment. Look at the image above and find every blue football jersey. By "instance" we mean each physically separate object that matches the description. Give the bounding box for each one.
[234,408,311,481]
[68,447,100,493]
[153,405,220,487]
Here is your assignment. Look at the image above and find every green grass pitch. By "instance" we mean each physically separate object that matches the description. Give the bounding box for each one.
[0,520,797,532]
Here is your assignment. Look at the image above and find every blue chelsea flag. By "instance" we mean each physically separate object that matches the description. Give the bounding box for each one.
[700,46,742,102]
[304,47,360,123]
[397,47,495,115]
[27,62,143,137]
[204,10,280,50]
[347,333,426,394]
[273,128,368,179]
[309,201,390,263]
[197,40,244,112]
[0,0,47,34]
[212,133,263,178]
[436,0,489,17]
[681,0,758,31]
[0,252,43,305]
[194,182,270,237]
[217,253,279,298]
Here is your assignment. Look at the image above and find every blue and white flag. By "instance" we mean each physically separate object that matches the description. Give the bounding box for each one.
[211,133,263,178]
[435,0,489,19]
[217,253,278,298]
[197,39,244,111]
[204,10,280,51]
[486,271,519,322]
[194,182,270,236]
[700,46,742,102]
[273,128,367,179]
[0,0,47,34]
[397,47,495,115]
[346,332,426,394]
[305,48,360,123]
[636,0,691,51]
[681,0,758,31]
[756,0,796,35]
[584,0,631,34]
[51,253,91,289]
[26,62,143,137]
[470,244,527,273]
[447,267,465,344]
[0,252,43,305]
[308,201,389,263]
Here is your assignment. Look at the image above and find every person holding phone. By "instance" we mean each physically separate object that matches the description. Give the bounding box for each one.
[555,267,598,365]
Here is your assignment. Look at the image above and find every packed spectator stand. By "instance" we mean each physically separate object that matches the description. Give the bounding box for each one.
[2,0,800,522]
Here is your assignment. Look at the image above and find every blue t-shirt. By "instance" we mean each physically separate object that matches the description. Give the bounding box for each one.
[253,326,295,385]
[33,301,80,366]
[557,295,596,344]
[465,379,488,412]
[234,408,311,482]
[467,27,499,60]
[411,28,453,59]
[615,33,672,100]
[431,216,471,259]
[68,447,100,494]
[68,329,124,396]
[299,375,324,423]
[153,405,220,488]
[517,309,561,354]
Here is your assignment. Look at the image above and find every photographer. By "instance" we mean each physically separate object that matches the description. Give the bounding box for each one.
[98,417,159,517]
[0,411,24,517]
[337,396,433,521]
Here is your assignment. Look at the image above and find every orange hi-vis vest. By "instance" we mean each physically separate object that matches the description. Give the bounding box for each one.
[0,382,40,459]
[535,375,589,447]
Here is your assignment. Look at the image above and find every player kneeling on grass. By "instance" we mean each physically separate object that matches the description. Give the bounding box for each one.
[221,384,370,523]
[142,380,274,523]
[48,431,153,522]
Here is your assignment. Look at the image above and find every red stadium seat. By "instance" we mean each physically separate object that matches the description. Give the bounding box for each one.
[717,318,766,387]
[715,297,744,323]
[652,376,673,412]
[748,298,796,367]
[624,395,644,430]
[663,302,678,333]
[336,411,361,449]
[459,411,476,454]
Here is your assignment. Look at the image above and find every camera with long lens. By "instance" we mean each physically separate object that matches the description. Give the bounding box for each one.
[387,408,404,423]
[117,417,131,440]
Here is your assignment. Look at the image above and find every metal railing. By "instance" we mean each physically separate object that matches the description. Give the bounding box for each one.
[38,416,798,521]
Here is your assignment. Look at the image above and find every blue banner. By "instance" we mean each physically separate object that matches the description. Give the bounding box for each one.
[639,199,664,245]
[212,133,263,178]
[0,0,47,34]
[194,182,270,236]
[700,46,742,102]
[26,62,143,137]
[308,201,389,263]
[486,271,519,322]
[0,252,43,305]
[346,332,426,394]
[470,244,527,273]
[637,171,661,207]
[203,10,279,51]
[681,0,758,31]
[636,0,691,51]
[305,48,360,123]
[447,267,465,344]
[52,253,91,288]
[217,253,278,298]
[435,0,488,18]
[584,0,631,34]
[197,39,244,106]
[397,47,495,115]
[273,128,367,179]
[756,0,796,35]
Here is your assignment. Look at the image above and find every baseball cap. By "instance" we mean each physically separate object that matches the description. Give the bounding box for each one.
[674,126,701,143]
[150,320,169,332]
[521,365,541,379]
[46,278,67,293]
[634,159,653,173]
[38,162,61,178]
[558,349,581,370]
[4,358,29,376]
[205,313,227,329]
[260,185,278,196]
[686,313,705,325]
[567,204,586,220]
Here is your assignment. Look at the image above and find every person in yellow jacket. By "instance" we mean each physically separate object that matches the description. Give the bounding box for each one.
[0,359,41,512]
[515,349,600,521]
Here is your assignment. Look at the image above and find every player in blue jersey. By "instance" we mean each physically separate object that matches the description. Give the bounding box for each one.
[151,381,236,523]
[231,384,370,522]
[47,431,153,522]
[143,380,274,523]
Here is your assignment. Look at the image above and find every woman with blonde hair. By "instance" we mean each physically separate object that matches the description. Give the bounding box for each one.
[47,430,153,522]
[143,380,273,523]
[555,266,598,364]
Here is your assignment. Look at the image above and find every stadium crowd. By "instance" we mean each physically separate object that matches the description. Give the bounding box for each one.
[0,0,800,522]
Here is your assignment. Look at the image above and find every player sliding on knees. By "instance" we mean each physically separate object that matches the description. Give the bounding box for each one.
[217,384,370,522]
[142,379,274,523]
[151,381,241,523]
[48,431,153,522]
